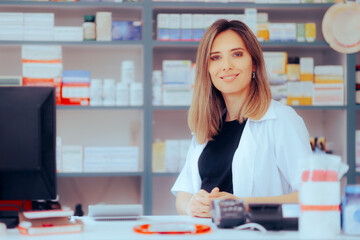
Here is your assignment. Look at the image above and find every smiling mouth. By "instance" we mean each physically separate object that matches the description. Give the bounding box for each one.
[220,74,239,81]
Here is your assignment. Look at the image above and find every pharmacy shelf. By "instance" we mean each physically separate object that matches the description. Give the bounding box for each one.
[57,172,144,178]
[292,105,346,110]
[152,172,180,177]
[151,2,333,10]
[0,41,143,46]
[56,105,143,110]
[152,106,189,111]
[152,40,329,48]
[0,1,143,8]
[152,105,346,111]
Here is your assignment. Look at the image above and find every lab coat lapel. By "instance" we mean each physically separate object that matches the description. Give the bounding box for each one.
[232,120,257,197]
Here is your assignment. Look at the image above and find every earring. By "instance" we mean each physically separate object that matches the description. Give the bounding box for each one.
[252,72,255,79]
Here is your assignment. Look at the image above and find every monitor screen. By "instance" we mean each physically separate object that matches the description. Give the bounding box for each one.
[0,87,57,227]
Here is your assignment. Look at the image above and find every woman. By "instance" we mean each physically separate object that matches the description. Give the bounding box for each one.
[171,19,312,218]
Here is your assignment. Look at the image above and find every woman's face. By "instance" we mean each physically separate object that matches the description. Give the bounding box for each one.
[208,30,254,99]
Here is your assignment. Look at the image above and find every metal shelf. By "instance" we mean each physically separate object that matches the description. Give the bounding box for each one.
[152,172,180,177]
[0,40,143,46]
[151,2,332,10]
[292,105,346,110]
[152,40,329,48]
[0,1,143,8]
[153,106,189,111]
[57,172,144,178]
[57,105,143,110]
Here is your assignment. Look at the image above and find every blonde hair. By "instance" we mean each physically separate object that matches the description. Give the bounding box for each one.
[188,19,271,144]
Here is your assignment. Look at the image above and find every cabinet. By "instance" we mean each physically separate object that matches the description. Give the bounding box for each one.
[0,1,358,216]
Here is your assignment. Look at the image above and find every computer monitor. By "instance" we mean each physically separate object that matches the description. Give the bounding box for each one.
[0,87,57,228]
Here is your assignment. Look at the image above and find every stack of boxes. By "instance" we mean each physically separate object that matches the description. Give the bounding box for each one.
[58,143,139,173]
[265,51,344,106]
[22,45,63,104]
[0,13,23,41]
[157,10,316,43]
[313,65,344,106]
[162,60,194,106]
[62,70,91,105]
[152,139,191,173]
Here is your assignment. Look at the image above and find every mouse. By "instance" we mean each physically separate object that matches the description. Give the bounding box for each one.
[0,223,7,235]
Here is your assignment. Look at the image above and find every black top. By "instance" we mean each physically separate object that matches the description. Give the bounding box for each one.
[198,118,247,194]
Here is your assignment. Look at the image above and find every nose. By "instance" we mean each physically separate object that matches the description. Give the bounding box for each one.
[222,56,233,71]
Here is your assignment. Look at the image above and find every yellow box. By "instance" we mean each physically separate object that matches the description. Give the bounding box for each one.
[305,23,316,42]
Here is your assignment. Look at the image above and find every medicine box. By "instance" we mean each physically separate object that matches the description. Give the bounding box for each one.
[112,21,141,41]
[62,145,83,173]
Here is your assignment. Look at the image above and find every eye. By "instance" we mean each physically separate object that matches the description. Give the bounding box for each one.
[210,55,221,61]
[233,51,244,57]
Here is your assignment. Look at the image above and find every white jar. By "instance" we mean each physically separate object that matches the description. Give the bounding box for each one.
[103,78,116,106]
[90,78,103,106]
[116,82,129,106]
[121,60,135,83]
[130,82,143,106]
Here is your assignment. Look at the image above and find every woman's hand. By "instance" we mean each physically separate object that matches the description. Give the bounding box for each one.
[186,189,213,218]
[208,187,239,200]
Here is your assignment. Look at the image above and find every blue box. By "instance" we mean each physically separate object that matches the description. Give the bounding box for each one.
[112,21,142,41]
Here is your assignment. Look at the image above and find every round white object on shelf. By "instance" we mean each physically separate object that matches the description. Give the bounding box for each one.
[322,2,360,54]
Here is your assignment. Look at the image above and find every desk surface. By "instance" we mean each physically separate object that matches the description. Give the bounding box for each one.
[3,215,360,240]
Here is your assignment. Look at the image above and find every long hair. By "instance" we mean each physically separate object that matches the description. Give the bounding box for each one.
[188,19,271,144]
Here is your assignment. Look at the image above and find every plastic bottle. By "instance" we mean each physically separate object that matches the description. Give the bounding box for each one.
[83,15,96,41]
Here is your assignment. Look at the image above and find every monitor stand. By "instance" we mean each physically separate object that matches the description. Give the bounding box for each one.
[0,211,19,229]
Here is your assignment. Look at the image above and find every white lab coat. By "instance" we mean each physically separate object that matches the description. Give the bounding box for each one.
[171,100,312,197]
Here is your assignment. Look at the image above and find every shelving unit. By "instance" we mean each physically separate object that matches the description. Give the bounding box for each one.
[0,0,358,216]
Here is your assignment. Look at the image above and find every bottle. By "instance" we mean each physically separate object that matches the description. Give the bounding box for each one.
[116,82,129,106]
[130,82,143,106]
[90,78,103,106]
[287,56,300,81]
[103,78,116,106]
[83,15,96,41]
[121,61,135,83]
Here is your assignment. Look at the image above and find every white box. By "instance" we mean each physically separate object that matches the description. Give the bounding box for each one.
[0,13,23,26]
[62,145,83,172]
[162,60,192,84]
[22,45,62,61]
[244,8,257,35]
[313,83,344,106]
[165,140,180,172]
[192,14,205,41]
[96,12,112,41]
[84,146,139,172]
[181,14,192,41]
[168,14,180,41]
[315,65,343,76]
[283,23,296,42]
[54,26,83,41]
[109,146,139,172]
[0,26,23,40]
[157,14,169,40]
[163,84,192,106]
[24,13,54,28]
[23,63,63,79]
[83,147,108,172]
[24,26,54,41]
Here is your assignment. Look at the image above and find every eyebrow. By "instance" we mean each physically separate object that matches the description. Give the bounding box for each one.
[210,47,245,55]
